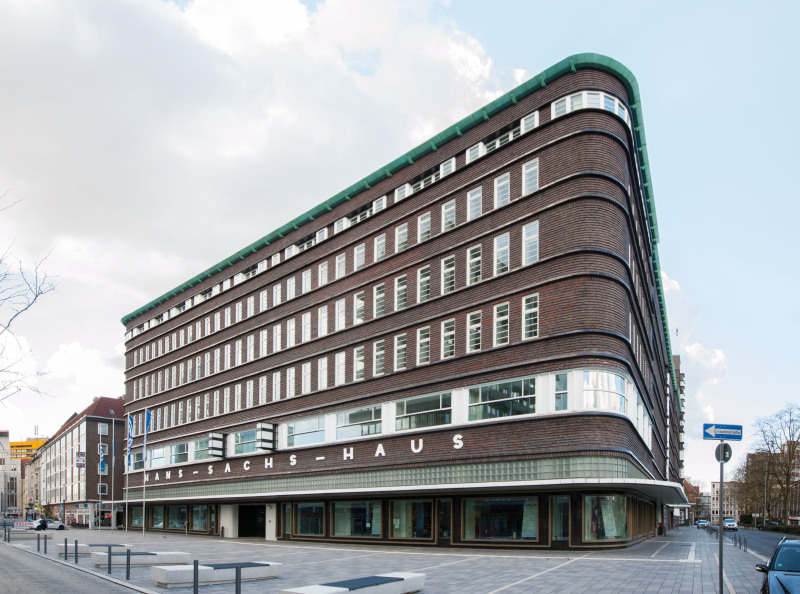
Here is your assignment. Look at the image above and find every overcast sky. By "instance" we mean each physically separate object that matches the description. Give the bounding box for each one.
[1,0,797,490]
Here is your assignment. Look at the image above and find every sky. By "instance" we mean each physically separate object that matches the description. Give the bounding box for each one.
[1,0,798,491]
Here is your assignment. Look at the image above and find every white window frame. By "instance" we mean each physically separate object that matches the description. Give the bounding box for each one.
[353,292,365,325]
[354,243,366,271]
[467,187,482,220]
[335,351,346,386]
[301,269,312,294]
[373,340,385,376]
[395,275,407,310]
[494,233,510,276]
[442,200,456,232]
[394,334,407,371]
[417,326,431,365]
[318,305,328,337]
[318,357,328,390]
[467,311,482,353]
[494,173,510,208]
[522,159,539,196]
[493,302,510,347]
[301,312,311,342]
[523,221,540,265]
[441,255,455,295]
[418,212,432,242]
[336,253,346,279]
[318,261,329,286]
[441,319,455,359]
[353,346,365,381]
[373,283,385,318]
[417,266,431,303]
[374,234,386,262]
[522,294,539,340]
[395,223,408,252]
[335,298,346,331]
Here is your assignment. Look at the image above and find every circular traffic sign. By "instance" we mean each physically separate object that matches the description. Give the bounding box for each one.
[715,442,732,463]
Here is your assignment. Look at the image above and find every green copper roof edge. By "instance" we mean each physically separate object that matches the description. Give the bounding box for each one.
[121,52,676,399]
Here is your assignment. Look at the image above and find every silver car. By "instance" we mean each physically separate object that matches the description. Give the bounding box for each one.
[722,518,738,531]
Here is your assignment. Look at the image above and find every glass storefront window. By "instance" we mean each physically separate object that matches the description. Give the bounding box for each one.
[234,430,257,455]
[152,506,165,529]
[468,378,536,421]
[170,443,188,464]
[191,506,207,531]
[583,371,626,413]
[391,500,432,539]
[584,495,627,541]
[167,505,187,529]
[332,501,381,537]
[194,438,211,460]
[296,502,324,536]
[395,394,451,431]
[463,498,538,541]
[287,417,325,447]
[129,506,143,527]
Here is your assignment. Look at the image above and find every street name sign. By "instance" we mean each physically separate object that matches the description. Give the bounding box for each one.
[703,424,742,441]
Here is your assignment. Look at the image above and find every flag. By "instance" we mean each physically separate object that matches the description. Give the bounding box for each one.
[99,447,106,474]
[127,415,134,467]
[142,409,152,462]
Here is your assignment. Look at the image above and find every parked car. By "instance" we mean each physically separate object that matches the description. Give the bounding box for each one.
[756,537,800,593]
[697,520,710,528]
[29,519,66,531]
[723,518,738,531]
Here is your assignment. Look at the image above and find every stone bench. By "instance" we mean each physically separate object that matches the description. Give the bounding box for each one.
[151,561,282,588]
[57,543,134,556]
[91,551,190,567]
[279,573,425,594]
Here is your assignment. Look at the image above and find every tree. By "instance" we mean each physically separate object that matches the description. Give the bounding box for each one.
[753,403,800,526]
[731,453,782,525]
[1,190,56,403]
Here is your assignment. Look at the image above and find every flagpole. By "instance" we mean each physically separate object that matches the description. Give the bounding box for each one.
[142,408,150,536]
[111,420,115,531]
[125,414,131,535]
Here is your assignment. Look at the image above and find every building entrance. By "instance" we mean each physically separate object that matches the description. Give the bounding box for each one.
[238,505,266,538]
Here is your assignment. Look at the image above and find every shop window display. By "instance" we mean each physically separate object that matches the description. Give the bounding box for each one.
[463,497,538,541]
[391,500,432,539]
[584,495,627,541]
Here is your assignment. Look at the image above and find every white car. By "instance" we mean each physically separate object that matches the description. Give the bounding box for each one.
[28,519,66,531]
[722,518,738,531]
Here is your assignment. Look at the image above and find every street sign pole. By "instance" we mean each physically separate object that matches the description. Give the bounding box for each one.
[705,424,739,594]
[719,439,725,594]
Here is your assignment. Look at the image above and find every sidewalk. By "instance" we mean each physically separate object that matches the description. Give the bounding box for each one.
[1,525,765,593]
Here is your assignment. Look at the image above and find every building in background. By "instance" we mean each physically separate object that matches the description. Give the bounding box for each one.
[0,430,22,518]
[35,397,125,526]
[123,53,686,549]
[10,438,48,461]
[711,480,740,524]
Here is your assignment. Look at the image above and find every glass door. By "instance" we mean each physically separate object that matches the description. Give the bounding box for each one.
[437,499,451,544]
[551,496,570,545]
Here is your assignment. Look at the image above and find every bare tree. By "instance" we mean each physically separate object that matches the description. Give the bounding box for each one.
[753,403,800,525]
[1,190,56,403]
[731,454,782,524]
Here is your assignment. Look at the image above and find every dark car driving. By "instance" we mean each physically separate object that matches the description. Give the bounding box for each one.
[756,537,800,593]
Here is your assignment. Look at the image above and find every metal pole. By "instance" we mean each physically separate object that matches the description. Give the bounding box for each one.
[235,566,241,594]
[126,549,131,580]
[107,544,112,575]
[74,540,78,563]
[719,441,725,594]
[763,460,768,527]
[37,532,40,551]
[43,534,47,554]
[64,537,68,560]
[111,421,115,531]
[193,560,199,594]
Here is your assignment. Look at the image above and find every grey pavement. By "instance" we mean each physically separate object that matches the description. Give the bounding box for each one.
[1,526,766,593]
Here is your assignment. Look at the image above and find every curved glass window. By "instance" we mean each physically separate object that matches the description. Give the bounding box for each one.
[584,495,627,541]
[583,371,626,414]
[469,379,535,421]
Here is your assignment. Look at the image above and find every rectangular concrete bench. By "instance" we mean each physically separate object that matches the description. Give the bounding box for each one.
[279,572,425,594]
[92,551,190,567]
[57,543,133,556]
[152,561,282,588]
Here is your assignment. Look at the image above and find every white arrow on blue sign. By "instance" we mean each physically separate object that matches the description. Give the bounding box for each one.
[703,423,743,441]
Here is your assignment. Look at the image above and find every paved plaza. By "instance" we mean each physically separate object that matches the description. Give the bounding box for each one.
[1,526,767,593]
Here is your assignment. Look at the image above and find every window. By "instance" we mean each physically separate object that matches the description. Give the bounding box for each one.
[336,253,346,279]
[466,142,486,163]
[467,311,482,352]
[373,195,386,212]
[522,221,539,265]
[334,217,350,234]
[287,417,325,447]
[373,284,385,317]
[417,266,431,302]
[302,362,311,394]
[271,253,280,266]
[353,346,365,381]
[301,269,311,294]
[469,377,535,421]
[467,188,482,220]
[494,233,510,275]
[318,357,328,390]
[247,335,255,361]
[98,484,108,495]
[374,234,386,262]
[522,159,539,196]
[584,495,627,541]
[494,302,510,346]
[233,430,258,455]
[170,443,188,464]
[394,183,412,202]
[551,90,629,126]
[318,305,328,337]
[523,294,539,339]
[286,367,295,398]
[441,319,455,358]
[395,275,407,310]
[149,448,165,468]
[353,292,365,324]
[391,500,432,539]
[394,334,407,371]
[316,227,328,242]
[396,392,451,430]
[441,256,455,294]
[395,223,408,252]
[194,438,211,461]
[335,298,346,331]
[373,340,385,376]
[583,371,626,413]
[259,377,266,404]
[335,352,346,386]
[494,173,510,208]
[273,324,282,352]
[273,284,282,306]
[418,212,431,242]
[286,319,296,348]
[442,200,456,231]
[318,261,329,287]
[467,245,481,285]
[555,373,568,411]
[464,497,538,541]
[337,406,381,440]
[417,326,430,365]
[354,243,366,271]
[259,291,267,313]
[440,157,455,177]
[521,111,539,133]
[301,312,311,342]
[286,277,296,300]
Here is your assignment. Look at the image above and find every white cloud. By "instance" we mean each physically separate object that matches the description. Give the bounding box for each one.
[513,68,529,85]
[46,342,123,399]
[661,270,680,293]
[683,342,727,377]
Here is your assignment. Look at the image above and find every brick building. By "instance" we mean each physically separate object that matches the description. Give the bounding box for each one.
[122,53,686,549]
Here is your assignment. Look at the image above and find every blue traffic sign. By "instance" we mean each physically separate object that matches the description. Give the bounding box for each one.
[703,423,743,441]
